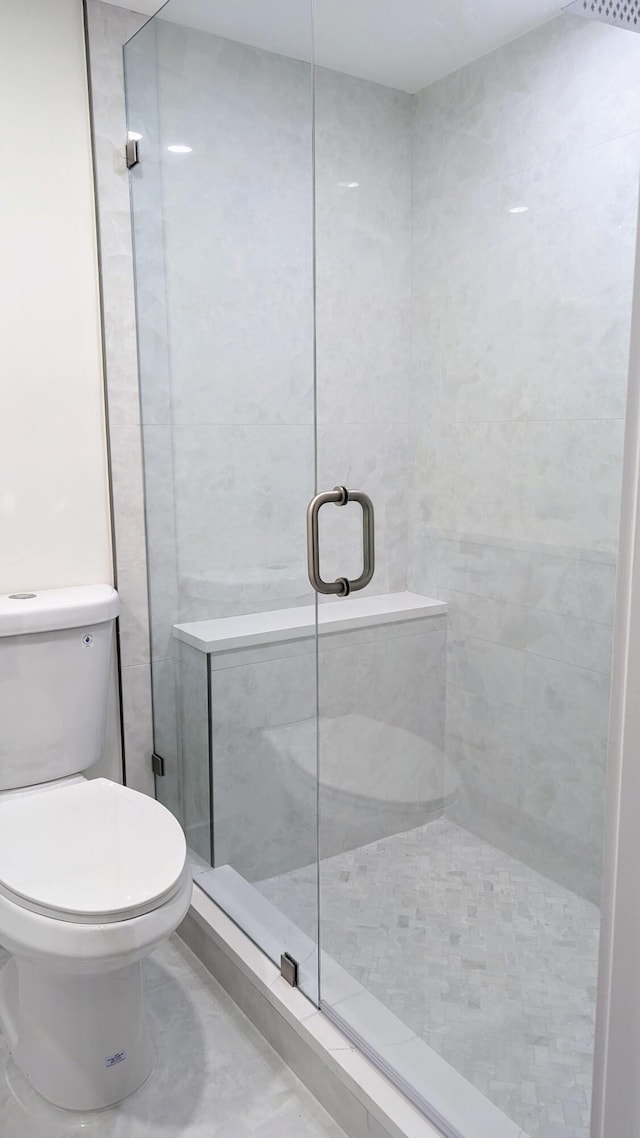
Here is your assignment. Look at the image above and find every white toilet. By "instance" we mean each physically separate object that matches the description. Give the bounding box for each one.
[0,585,192,1111]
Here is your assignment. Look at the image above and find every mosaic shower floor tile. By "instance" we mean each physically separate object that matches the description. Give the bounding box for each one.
[258,819,600,1138]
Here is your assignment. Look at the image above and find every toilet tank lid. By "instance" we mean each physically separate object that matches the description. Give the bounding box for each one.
[0,585,119,637]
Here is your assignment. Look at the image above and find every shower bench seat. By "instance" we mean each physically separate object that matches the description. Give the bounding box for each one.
[172,591,447,655]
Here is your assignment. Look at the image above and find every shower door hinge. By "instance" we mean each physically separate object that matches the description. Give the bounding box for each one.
[125,138,140,169]
[280,953,299,987]
[151,752,165,777]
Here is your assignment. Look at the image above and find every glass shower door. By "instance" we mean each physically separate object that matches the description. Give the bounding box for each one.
[124,0,320,1002]
[125,2,640,1134]
[307,6,640,1138]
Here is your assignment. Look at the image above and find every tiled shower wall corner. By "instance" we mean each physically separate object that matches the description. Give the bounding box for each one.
[122,14,414,829]
[86,0,155,797]
[87,3,640,904]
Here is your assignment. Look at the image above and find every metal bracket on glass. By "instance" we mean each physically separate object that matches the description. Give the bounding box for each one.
[125,138,140,169]
[306,486,375,597]
[280,952,299,987]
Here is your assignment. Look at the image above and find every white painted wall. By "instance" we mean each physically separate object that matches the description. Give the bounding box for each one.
[0,0,120,782]
[0,0,112,595]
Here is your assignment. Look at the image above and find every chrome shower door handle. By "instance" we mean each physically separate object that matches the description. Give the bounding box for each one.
[306,486,375,597]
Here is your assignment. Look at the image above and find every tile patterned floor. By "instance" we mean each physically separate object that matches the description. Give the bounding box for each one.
[0,935,346,1138]
[258,819,600,1138]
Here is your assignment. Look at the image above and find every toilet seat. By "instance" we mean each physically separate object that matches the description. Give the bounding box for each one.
[0,778,187,923]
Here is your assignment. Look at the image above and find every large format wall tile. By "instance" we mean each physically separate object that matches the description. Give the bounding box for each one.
[155,25,314,184]
[444,586,613,673]
[319,628,446,746]
[417,537,617,624]
[432,140,639,428]
[211,650,317,880]
[317,422,410,595]
[409,13,640,896]
[521,653,610,841]
[164,177,314,428]
[150,656,182,817]
[92,9,414,830]
[412,16,640,204]
[315,70,412,429]
[93,3,638,907]
[140,426,179,662]
[172,424,314,595]
[431,419,624,552]
[151,26,413,627]
[445,684,524,814]
[210,621,447,881]
[178,643,210,862]
[86,1,152,795]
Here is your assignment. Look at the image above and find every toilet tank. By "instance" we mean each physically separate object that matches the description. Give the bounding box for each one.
[0,586,119,791]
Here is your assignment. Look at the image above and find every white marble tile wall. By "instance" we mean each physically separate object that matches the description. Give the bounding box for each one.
[408,13,640,899]
[89,5,640,906]
[140,23,413,626]
[145,22,315,627]
[209,618,447,883]
[173,642,210,862]
[86,6,413,840]
[86,1,154,798]
[122,20,414,839]
[315,69,412,595]
[124,17,191,823]
[124,20,319,827]
[86,3,193,820]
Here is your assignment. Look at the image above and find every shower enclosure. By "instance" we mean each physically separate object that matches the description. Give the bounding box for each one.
[124,3,640,1136]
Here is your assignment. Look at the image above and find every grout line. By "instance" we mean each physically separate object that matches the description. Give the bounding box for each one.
[446,631,612,676]
[442,586,615,628]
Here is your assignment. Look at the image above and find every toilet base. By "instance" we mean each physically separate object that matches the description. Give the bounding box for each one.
[0,953,154,1110]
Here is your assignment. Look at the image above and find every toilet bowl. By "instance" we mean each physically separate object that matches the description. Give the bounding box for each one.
[0,777,192,1110]
[0,586,193,1110]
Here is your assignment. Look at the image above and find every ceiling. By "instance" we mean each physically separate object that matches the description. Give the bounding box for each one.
[110,0,568,93]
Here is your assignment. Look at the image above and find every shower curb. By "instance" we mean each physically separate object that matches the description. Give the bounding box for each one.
[179,884,528,1138]
[179,884,444,1138]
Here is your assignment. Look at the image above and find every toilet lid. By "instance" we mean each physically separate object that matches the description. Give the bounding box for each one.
[0,778,187,923]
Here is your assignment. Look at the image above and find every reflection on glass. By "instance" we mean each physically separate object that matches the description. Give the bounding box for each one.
[125,1,640,1134]
[124,0,318,1002]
